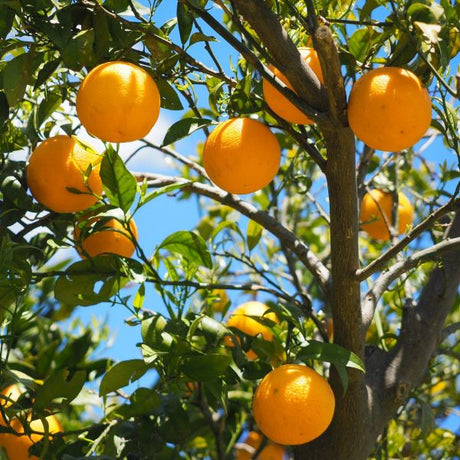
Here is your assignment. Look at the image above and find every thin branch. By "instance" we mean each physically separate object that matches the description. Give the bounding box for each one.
[357,194,460,281]
[362,236,460,327]
[134,172,331,291]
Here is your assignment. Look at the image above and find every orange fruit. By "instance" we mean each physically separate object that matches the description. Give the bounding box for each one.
[203,118,281,195]
[74,214,138,258]
[263,47,324,124]
[347,67,431,151]
[26,135,102,213]
[209,289,229,313]
[252,364,335,446]
[360,189,414,241]
[225,301,278,360]
[76,61,161,143]
[0,385,62,460]
[236,431,285,460]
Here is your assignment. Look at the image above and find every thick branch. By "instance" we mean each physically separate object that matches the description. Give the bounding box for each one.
[134,173,330,291]
[362,236,460,327]
[366,211,460,444]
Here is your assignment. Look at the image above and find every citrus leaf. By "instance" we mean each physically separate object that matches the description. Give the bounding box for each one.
[247,220,263,251]
[297,340,365,393]
[157,230,212,268]
[100,146,137,213]
[162,117,213,146]
[156,79,183,110]
[54,256,127,307]
[177,2,193,44]
[4,53,32,106]
[99,359,149,396]
[34,369,86,410]
[179,354,231,381]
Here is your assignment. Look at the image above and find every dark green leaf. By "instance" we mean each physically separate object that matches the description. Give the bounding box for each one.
[4,53,32,106]
[141,314,174,351]
[162,117,212,146]
[156,79,184,110]
[0,6,15,39]
[34,59,61,89]
[100,146,137,213]
[99,359,149,396]
[179,354,231,381]
[34,369,86,409]
[35,92,62,129]
[297,340,365,393]
[189,32,216,46]
[177,2,194,44]
[157,230,212,268]
[54,256,124,307]
[0,92,9,126]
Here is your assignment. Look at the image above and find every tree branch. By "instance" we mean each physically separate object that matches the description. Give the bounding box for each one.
[133,172,330,291]
[366,211,460,446]
[228,0,329,118]
[357,195,460,282]
[362,236,460,327]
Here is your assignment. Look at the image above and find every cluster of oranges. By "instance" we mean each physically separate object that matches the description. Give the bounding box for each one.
[25,61,161,259]
[221,300,335,449]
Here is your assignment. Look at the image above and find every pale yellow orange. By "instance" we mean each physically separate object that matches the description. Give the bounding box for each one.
[76,61,160,143]
[252,364,335,445]
[0,385,62,460]
[26,135,102,213]
[203,118,281,195]
[348,67,431,151]
[225,301,278,360]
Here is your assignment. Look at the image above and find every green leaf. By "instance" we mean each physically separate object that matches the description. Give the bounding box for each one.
[0,5,15,39]
[35,92,62,129]
[157,230,212,268]
[54,256,125,307]
[100,146,137,213]
[141,314,174,351]
[99,359,149,396]
[34,369,86,410]
[297,340,365,393]
[177,2,194,44]
[179,354,231,381]
[162,117,213,146]
[156,79,184,110]
[4,53,32,106]
[189,32,216,46]
[34,59,61,90]
[348,28,373,62]
[246,220,263,251]
[140,182,188,206]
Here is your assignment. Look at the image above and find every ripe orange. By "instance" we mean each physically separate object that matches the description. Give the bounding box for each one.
[348,67,431,152]
[236,431,285,460]
[225,301,278,360]
[360,189,414,241]
[252,364,335,445]
[263,47,324,124]
[26,135,103,213]
[76,61,161,143]
[74,214,138,259]
[203,118,281,195]
[0,385,62,460]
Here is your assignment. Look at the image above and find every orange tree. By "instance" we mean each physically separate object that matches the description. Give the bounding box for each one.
[0,0,459,459]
